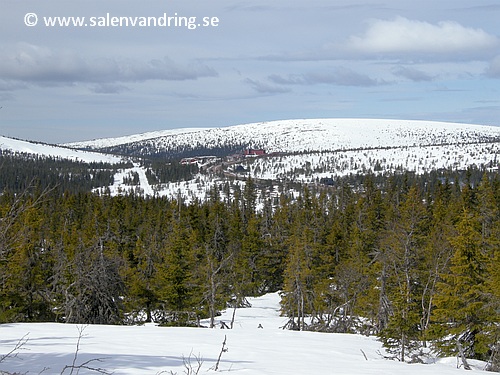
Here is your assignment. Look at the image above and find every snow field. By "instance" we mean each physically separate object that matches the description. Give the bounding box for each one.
[0,293,491,375]
[0,136,124,164]
[64,118,500,154]
[247,142,500,183]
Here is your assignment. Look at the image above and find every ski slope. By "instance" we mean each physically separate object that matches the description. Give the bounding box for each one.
[0,293,490,375]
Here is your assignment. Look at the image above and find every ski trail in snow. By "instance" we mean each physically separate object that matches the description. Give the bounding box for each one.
[133,163,154,197]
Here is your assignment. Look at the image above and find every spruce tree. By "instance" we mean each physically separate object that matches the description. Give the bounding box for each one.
[432,209,492,360]
[160,215,197,326]
[281,231,312,331]
[378,186,427,362]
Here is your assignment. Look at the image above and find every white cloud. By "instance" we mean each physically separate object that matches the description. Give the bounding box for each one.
[348,16,499,56]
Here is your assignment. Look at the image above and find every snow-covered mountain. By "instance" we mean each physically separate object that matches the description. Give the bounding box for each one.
[64,118,500,157]
[3,119,500,201]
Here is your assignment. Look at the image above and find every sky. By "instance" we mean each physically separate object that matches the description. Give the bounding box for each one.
[1,0,500,143]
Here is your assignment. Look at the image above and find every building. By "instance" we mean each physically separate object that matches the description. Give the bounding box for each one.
[244,148,266,156]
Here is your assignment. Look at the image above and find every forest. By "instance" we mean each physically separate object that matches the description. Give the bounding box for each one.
[0,161,499,369]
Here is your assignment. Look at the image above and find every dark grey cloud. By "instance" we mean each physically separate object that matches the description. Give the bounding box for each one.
[485,56,500,78]
[0,80,28,91]
[245,78,291,94]
[91,83,130,94]
[269,67,383,87]
[0,43,218,88]
[453,4,500,12]
[392,66,435,82]
[0,92,14,101]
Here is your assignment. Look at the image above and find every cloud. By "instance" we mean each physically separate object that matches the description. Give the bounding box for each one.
[0,43,218,88]
[91,83,130,94]
[260,16,499,63]
[0,92,14,101]
[485,56,500,78]
[455,4,500,12]
[269,67,383,87]
[347,16,499,57]
[392,66,435,82]
[0,79,28,91]
[245,78,291,94]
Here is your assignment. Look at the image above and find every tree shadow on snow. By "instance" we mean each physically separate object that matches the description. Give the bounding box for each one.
[0,351,253,374]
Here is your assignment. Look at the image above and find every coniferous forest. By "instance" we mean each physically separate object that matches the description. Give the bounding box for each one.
[0,158,499,368]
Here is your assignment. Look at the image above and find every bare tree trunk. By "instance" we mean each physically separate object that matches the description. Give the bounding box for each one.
[457,340,471,370]
[230,304,237,329]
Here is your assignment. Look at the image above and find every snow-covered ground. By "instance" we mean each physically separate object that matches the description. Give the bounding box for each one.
[3,119,500,203]
[64,119,500,153]
[246,142,500,183]
[0,136,124,164]
[0,293,490,375]
[64,128,208,149]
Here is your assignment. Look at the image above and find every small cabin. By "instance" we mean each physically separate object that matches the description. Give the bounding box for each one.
[244,148,266,156]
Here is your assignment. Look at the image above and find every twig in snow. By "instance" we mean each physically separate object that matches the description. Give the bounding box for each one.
[0,333,29,364]
[213,335,228,371]
[60,325,111,375]
[360,349,368,361]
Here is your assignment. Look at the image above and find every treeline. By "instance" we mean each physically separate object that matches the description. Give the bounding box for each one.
[0,168,498,367]
[144,160,199,185]
[0,151,202,195]
[0,151,127,194]
[97,142,248,160]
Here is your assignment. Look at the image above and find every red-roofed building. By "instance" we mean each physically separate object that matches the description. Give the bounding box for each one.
[244,149,266,156]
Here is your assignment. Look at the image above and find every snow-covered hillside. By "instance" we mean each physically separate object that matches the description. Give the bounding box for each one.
[3,119,500,202]
[62,118,500,201]
[0,136,124,164]
[64,127,208,149]
[245,142,500,183]
[0,293,490,375]
[64,118,500,154]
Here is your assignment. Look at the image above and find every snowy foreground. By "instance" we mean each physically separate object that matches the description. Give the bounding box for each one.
[0,293,490,374]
